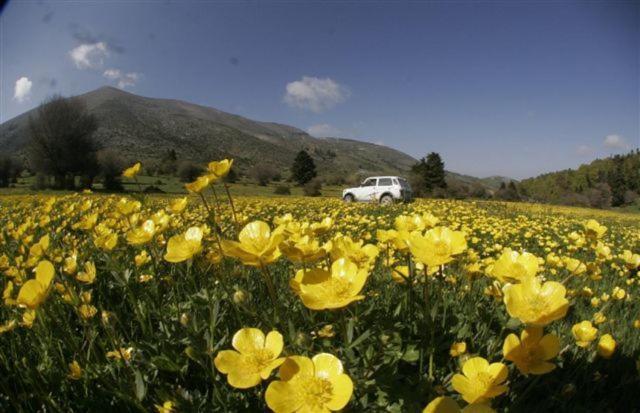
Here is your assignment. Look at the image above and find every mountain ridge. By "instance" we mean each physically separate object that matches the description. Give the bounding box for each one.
[0,86,510,189]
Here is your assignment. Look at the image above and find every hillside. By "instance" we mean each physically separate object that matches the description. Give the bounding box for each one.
[0,87,419,180]
[519,150,640,207]
[0,87,512,189]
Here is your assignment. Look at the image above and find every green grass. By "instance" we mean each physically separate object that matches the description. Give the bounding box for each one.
[0,175,344,198]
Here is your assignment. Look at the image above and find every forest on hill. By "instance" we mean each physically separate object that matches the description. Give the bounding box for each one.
[519,150,640,209]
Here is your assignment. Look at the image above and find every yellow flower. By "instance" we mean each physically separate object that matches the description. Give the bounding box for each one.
[135,250,151,267]
[593,312,606,325]
[94,229,118,251]
[583,219,607,239]
[612,287,626,300]
[79,304,98,319]
[116,198,141,215]
[3,281,16,306]
[562,257,587,275]
[327,236,379,269]
[265,353,353,413]
[164,227,203,263]
[503,326,560,375]
[122,162,141,178]
[154,401,174,413]
[452,357,509,404]
[168,197,188,214]
[107,347,134,361]
[214,328,284,389]
[76,261,96,284]
[597,334,616,358]
[279,234,326,263]
[450,342,467,357]
[185,175,210,193]
[63,253,78,275]
[0,320,17,335]
[487,249,539,283]
[207,159,233,178]
[126,219,156,245]
[409,226,467,268]
[290,258,369,310]
[423,396,495,413]
[22,309,37,327]
[502,275,569,326]
[317,324,335,338]
[221,221,283,267]
[621,250,640,270]
[571,321,598,347]
[17,260,55,309]
[68,361,82,380]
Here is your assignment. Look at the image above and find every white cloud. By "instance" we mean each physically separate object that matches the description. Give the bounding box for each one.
[13,77,33,103]
[307,123,345,137]
[284,76,349,112]
[69,42,108,69]
[603,134,628,149]
[576,145,594,156]
[103,68,121,79]
[103,68,140,89]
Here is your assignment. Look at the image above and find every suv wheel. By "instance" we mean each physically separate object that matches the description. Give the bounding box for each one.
[380,194,393,205]
[343,194,354,203]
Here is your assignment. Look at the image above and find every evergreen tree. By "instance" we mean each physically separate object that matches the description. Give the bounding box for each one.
[291,150,317,185]
[411,152,447,193]
[424,152,447,190]
[608,155,626,207]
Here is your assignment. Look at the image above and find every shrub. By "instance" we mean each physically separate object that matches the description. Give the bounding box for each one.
[97,150,124,192]
[249,164,277,186]
[273,185,291,195]
[178,162,204,183]
[303,178,322,196]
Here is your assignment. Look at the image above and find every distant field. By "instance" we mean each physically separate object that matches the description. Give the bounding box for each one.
[0,174,344,198]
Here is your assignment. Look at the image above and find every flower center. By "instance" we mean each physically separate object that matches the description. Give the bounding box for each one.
[299,376,333,409]
[327,277,353,299]
[246,349,274,372]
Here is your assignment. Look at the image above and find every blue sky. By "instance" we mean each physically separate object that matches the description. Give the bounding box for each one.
[1,1,638,179]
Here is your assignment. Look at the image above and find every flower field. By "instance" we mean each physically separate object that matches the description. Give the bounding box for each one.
[1,162,639,412]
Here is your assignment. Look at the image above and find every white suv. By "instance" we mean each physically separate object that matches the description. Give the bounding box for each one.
[342,176,412,204]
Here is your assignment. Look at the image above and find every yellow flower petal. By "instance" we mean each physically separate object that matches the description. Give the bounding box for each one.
[312,353,344,379]
[326,373,353,411]
[232,328,265,354]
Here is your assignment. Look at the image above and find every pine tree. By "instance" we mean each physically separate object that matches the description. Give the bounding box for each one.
[608,155,626,207]
[424,152,447,190]
[291,150,317,185]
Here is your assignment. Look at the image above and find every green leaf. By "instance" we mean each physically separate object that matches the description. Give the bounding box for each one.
[506,317,522,330]
[402,345,419,362]
[348,329,371,349]
[134,370,146,401]
[151,355,181,373]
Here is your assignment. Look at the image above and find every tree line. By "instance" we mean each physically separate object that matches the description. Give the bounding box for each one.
[519,150,640,208]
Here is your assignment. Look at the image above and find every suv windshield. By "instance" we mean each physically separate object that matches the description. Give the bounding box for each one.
[362,178,376,187]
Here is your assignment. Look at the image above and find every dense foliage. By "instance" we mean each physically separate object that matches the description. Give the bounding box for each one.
[1,160,639,412]
[520,150,640,208]
[291,150,318,186]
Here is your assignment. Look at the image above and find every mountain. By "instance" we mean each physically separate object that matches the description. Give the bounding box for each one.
[0,86,418,179]
[0,86,516,189]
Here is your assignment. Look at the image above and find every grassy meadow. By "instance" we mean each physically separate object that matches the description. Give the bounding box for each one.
[0,163,639,412]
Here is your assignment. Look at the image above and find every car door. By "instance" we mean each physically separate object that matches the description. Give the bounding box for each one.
[376,178,393,200]
[358,178,377,201]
